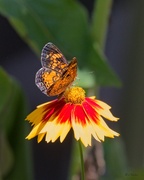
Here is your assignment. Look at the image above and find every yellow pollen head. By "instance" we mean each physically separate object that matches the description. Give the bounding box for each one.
[64,87,85,104]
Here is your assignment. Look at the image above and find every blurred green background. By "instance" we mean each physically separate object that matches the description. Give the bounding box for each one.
[0,0,144,179]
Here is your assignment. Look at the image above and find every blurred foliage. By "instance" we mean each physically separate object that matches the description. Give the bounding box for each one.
[0,0,124,179]
[0,0,121,87]
[0,68,33,180]
[102,138,128,180]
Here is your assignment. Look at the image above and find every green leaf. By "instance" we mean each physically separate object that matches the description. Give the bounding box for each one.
[102,138,128,180]
[0,67,33,180]
[0,0,89,57]
[0,0,120,87]
[0,67,12,126]
[91,0,113,49]
[90,43,121,86]
[0,132,14,178]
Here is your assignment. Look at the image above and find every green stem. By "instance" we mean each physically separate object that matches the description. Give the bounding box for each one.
[78,140,85,180]
[91,0,113,49]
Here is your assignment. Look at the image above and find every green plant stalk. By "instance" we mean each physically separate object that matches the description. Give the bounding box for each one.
[78,141,85,180]
[91,0,113,49]
[91,0,113,94]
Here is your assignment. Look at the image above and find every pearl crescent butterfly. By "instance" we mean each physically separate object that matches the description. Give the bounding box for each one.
[35,42,77,97]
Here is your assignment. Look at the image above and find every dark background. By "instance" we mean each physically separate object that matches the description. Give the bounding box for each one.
[1,0,144,179]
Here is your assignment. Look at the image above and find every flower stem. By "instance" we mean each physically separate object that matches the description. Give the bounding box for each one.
[78,140,85,180]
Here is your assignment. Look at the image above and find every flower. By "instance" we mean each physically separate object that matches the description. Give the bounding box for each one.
[26,87,119,147]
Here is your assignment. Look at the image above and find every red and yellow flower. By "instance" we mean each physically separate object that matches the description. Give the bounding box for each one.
[26,87,119,147]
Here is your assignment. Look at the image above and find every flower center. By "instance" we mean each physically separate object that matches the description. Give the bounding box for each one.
[64,87,85,104]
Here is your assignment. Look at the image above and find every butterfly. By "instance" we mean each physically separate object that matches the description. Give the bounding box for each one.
[35,42,77,97]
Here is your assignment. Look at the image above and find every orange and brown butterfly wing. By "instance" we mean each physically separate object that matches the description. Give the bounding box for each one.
[41,42,68,73]
[35,42,68,95]
[47,57,77,96]
[35,67,62,95]
[35,42,77,96]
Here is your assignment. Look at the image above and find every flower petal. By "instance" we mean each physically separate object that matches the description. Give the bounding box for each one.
[40,117,71,143]
[86,97,119,121]
[95,100,119,121]
[72,119,91,147]
[38,133,46,143]
[59,122,71,142]
[71,108,93,147]
[25,87,120,146]
[26,121,46,140]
